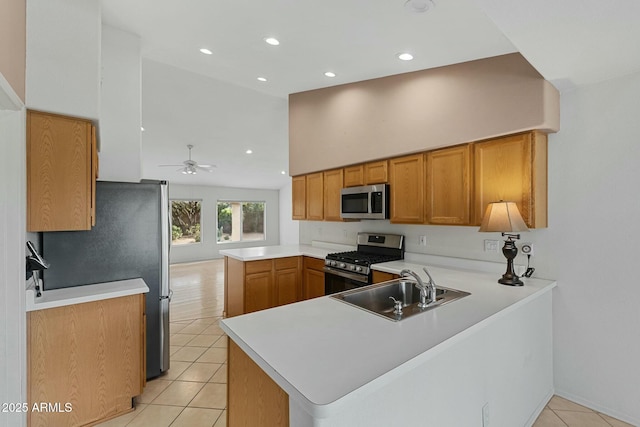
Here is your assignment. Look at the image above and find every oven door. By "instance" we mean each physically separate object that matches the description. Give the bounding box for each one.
[324,266,369,295]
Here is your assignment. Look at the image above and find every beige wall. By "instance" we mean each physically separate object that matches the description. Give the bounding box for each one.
[0,0,26,102]
[289,53,559,176]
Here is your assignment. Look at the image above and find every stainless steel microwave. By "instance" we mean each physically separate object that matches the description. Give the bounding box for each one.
[340,184,389,220]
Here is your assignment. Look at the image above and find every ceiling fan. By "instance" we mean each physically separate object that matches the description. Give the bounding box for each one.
[158,144,216,175]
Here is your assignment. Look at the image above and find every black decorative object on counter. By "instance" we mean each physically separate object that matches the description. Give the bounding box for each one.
[478,201,529,286]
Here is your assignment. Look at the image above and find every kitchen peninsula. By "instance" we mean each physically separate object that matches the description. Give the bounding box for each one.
[220,246,556,426]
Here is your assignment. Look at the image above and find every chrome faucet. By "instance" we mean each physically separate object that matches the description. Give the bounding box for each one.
[400,268,437,308]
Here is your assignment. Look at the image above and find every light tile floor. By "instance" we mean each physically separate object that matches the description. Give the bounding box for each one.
[98,259,634,427]
[97,316,228,427]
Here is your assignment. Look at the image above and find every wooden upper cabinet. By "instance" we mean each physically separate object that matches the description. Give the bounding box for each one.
[426,144,471,225]
[323,169,344,221]
[344,164,364,187]
[473,132,547,228]
[292,175,306,220]
[389,154,425,224]
[306,172,324,220]
[27,110,97,232]
[364,160,388,184]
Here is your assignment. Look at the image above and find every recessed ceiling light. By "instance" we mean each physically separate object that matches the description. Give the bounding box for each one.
[246,149,253,154]
[404,0,434,13]
[140,127,145,132]
[257,77,267,82]
[281,170,286,175]
[398,53,414,61]
[199,48,213,55]
[264,37,280,46]
[324,71,336,78]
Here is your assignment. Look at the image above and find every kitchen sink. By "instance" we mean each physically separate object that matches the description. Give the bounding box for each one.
[330,279,470,321]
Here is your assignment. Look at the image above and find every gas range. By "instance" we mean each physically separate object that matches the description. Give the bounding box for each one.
[324,233,404,292]
[325,251,403,276]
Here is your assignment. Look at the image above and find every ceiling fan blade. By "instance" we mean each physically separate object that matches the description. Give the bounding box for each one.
[198,164,216,168]
[196,165,215,172]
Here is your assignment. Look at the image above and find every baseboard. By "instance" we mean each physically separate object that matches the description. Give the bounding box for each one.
[554,388,639,427]
[525,388,555,427]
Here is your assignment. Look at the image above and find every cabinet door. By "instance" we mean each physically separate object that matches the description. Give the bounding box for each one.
[364,160,388,184]
[306,172,324,220]
[344,165,364,187]
[304,268,325,300]
[426,144,471,225]
[372,270,398,283]
[275,267,299,306]
[245,272,273,313]
[27,110,95,231]
[292,175,306,220]
[389,154,425,224]
[474,132,547,228]
[303,257,325,299]
[323,168,344,221]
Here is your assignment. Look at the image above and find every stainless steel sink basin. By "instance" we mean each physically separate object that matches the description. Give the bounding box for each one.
[330,279,470,321]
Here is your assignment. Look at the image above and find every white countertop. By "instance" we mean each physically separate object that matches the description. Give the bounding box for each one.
[26,278,150,312]
[219,242,355,261]
[221,262,556,418]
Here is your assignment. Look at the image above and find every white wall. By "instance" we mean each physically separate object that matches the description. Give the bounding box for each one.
[99,25,142,182]
[25,0,101,119]
[169,184,280,264]
[546,72,640,424]
[0,77,27,427]
[278,180,299,245]
[298,70,640,425]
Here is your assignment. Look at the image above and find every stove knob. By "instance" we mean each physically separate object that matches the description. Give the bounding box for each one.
[356,266,363,272]
[339,263,346,268]
[349,265,356,271]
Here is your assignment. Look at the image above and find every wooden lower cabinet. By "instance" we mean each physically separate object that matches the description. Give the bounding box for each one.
[224,256,303,317]
[228,340,289,426]
[303,256,325,299]
[372,270,399,283]
[27,294,145,427]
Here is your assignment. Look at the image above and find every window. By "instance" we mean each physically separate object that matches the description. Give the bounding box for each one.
[171,200,202,245]
[217,201,265,243]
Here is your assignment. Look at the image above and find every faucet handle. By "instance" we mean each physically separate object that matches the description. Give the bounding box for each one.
[389,296,403,315]
[423,267,436,285]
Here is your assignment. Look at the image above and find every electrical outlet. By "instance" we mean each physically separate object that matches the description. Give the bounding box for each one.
[521,242,534,256]
[482,403,490,427]
[418,235,427,246]
[484,239,499,252]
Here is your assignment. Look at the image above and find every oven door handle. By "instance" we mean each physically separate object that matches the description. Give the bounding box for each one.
[324,266,369,284]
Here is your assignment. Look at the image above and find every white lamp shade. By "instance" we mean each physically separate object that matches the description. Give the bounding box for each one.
[478,201,529,233]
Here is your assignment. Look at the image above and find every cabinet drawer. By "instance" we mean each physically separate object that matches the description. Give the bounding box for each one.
[245,259,273,274]
[303,256,326,271]
[274,257,299,270]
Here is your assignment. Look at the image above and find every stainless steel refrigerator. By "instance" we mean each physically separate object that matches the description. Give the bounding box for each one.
[42,180,171,379]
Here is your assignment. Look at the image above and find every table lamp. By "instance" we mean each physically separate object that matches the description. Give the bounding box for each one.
[478,201,529,286]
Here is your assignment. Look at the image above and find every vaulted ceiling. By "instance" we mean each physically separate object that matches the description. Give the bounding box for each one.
[101,0,640,189]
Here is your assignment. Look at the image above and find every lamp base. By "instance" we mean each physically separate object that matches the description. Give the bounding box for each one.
[498,274,524,286]
[499,235,524,286]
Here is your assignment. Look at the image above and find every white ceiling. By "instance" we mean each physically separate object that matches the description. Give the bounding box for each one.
[101,0,640,189]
